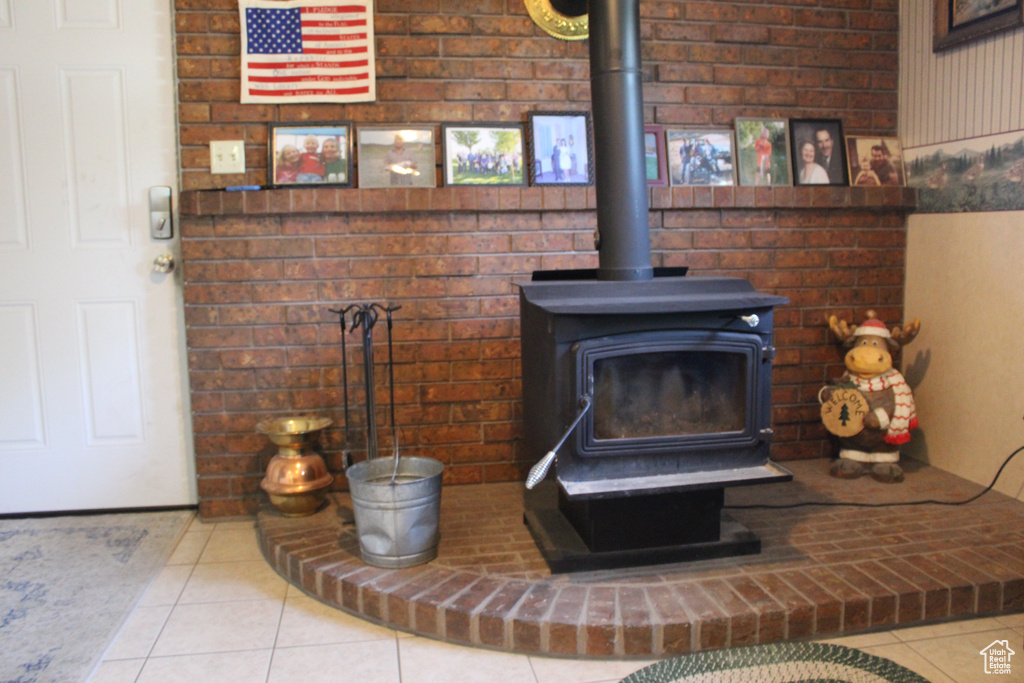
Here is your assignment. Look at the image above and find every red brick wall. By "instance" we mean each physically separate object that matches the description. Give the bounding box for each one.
[173,1,905,518]
[176,0,898,190]
[180,186,914,518]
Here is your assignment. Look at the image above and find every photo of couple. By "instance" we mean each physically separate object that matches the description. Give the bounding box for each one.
[789,120,848,186]
[527,112,593,186]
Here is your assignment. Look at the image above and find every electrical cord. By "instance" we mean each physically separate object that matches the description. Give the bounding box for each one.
[724,443,1024,510]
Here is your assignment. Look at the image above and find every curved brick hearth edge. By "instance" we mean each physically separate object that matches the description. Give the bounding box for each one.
[257,459,1024,658]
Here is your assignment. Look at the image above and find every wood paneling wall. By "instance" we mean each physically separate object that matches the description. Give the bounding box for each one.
[900,0,1024,147]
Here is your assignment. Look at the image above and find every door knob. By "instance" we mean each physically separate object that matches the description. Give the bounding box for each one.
[153,254,175,273]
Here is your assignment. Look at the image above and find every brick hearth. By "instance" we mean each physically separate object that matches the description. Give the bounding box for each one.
[257,458,1024,657]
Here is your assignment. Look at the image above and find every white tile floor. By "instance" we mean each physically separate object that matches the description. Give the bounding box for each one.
[90,515,1024,683]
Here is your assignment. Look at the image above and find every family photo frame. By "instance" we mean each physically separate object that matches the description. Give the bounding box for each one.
[356,126,436,189]
[789,119,848,186]
[734,118,791,187]
[268,122,353,188]
[644,125,669,186]
[665,129,736,187]
[441,123,526,186]
[934,0,1023,51]
[846,136,906,187]
[526,111,594,186]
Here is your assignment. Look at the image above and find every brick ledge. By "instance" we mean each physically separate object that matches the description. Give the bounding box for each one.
[181,186,918,217]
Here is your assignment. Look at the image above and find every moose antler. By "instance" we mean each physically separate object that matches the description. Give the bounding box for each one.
[827,314,856,343]
[891,318,921,346]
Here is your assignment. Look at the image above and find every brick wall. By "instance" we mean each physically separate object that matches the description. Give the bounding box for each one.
[181,186,914,518]
[176,0,899,189]
[174,1,905,517]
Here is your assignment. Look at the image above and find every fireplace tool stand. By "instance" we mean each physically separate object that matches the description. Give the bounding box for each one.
[330,304,445,569]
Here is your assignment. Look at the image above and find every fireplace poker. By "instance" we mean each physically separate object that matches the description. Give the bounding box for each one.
[328,305,359,469]
[378,305,403,485]
[525,395,591,489]
[350,305,380,459]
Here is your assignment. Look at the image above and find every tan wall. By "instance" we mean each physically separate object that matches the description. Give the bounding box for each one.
[904,215,1024,501]
[899,2,1024,501]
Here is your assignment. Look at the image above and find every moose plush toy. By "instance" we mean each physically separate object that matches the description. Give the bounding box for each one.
[820,311,920,483]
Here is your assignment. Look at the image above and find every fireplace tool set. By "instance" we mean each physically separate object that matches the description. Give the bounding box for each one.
[329,303,444,569]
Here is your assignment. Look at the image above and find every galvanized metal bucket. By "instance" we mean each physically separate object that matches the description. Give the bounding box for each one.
[346,456,443,569]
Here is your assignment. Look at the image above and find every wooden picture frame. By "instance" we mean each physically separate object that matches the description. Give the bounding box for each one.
[734,118,792,187]
[526,111,594,186]
[934,0,1023,52]
[644,124,668,187]
[441,123,526,186]
[267,122,352,188]
[846,136,906,187]
[665,128,736,187]
[789,119,848,186]
[356,126,436,189]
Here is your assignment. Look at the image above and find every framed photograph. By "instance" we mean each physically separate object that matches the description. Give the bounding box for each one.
[665,129,736,186]
[645,125,668,186]
[356,126,436,189]
[441,123,526,186]
[268,122,352,188]
[789,119,848,186]
[846,136,906,187]
[905,129,1024,212]
[934,0,1022,51]
[734,118,792,186]
[527,111,594,186]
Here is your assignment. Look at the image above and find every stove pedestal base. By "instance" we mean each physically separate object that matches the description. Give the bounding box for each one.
[523,482,760,573]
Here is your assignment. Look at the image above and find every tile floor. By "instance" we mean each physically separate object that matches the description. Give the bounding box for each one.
[90,515,1024,683]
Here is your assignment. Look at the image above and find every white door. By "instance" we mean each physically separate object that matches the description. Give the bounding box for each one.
[0,0,194,512]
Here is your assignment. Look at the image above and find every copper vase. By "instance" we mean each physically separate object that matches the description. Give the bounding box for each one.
[258,416,334,517]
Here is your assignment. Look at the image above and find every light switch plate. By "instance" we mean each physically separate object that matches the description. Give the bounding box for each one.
[210,140,245,174]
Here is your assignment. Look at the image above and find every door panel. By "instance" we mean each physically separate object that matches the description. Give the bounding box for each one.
[0,68,28,248]
[0,0,193,512]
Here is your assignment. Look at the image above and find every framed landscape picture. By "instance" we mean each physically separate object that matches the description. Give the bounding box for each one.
[527,111,594,186]
[356,126,436,189]
[268,122,352,188]
[934,0,1023,51]
[665,129,735,186]
[904,128,1024,212]
[789,119,848,186]
[645,125,668,186]
[846,136,905,187]
[441,123,526,186]
[734,118,791,187]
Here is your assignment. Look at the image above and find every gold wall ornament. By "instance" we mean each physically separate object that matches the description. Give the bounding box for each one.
[525,0,589,41]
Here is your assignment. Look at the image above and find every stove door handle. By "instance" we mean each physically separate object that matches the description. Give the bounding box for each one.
[525,395,592,490]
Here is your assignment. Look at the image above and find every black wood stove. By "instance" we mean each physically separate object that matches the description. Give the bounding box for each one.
[519,0,791,572]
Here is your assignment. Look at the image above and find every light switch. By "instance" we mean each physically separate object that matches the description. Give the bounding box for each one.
[210,140,246,174]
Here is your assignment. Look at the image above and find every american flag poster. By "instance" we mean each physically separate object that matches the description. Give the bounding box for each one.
[239,0,376,104]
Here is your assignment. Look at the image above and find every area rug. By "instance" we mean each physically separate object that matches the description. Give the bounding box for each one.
[0,510,193,683]
[621,642,930,683]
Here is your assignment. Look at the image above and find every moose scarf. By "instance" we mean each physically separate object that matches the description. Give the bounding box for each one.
[849,369,917,444]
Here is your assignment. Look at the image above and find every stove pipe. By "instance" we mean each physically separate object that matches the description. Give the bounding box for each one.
[588,0,653,281]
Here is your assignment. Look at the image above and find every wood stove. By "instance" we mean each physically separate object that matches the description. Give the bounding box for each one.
[520,276,791,571]
[518,0,791,572]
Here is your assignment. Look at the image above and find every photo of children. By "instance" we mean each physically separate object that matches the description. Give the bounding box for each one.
[735,118,792,187]
[269,124,351,187]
